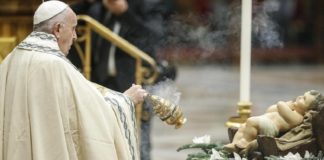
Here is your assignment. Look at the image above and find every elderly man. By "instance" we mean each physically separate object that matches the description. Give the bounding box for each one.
[0,1,146,160]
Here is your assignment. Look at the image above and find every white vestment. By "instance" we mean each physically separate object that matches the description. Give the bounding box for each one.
[0,31,139,160]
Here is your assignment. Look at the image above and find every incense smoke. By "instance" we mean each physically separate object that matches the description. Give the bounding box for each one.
[145,79,181,105]
[253,0,283,48]
[163,0,284,54]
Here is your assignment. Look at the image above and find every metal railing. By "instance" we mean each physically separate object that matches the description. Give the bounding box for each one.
[0,37,16,63]
[74,15,158,85]
[74,15,159,130]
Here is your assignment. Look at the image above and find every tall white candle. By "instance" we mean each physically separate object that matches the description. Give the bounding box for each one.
[240,0,252,102]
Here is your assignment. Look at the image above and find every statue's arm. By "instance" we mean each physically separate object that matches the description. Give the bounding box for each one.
[277,101,303,126]
[266,104,278,113]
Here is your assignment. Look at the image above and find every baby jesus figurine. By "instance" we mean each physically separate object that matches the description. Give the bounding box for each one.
[224,90,323,154]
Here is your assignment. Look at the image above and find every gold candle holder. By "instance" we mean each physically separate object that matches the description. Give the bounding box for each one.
[225,101,252,128]
[146,94,187,129]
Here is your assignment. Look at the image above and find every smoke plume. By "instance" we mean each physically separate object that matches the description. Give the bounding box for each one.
[145,79,181,105]
[163,0,284,53]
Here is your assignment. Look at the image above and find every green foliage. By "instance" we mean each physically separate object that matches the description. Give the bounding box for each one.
[264,151,324,160]
[186,152,210,160]
[177,143,222,153]
[177,143,228,160]
[177,142,324,160]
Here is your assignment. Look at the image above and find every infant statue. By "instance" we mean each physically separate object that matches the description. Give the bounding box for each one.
[224,90,324,154]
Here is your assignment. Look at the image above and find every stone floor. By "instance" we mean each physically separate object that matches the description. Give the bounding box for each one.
[150,64,324,160]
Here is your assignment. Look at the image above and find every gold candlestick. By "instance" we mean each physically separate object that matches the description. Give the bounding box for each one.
[225,101,252,128]
[145,94,187,129]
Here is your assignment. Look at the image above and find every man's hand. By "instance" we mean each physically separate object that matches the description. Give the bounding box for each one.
[124,84,147,105]
[103,0,128,15]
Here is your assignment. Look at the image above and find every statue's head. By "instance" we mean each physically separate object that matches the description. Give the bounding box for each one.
[308,90,324,111]
[292,90,323,114]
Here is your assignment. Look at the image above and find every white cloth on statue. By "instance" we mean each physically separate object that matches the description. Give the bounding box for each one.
[258,116,279,137]
[33,0,68,25]
[0,31,139,160]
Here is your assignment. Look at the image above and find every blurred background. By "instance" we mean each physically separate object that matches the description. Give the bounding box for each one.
[1,0,324,159]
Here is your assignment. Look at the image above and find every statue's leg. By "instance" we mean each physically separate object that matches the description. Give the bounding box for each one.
[235,117,259,149]
[223,124,246,152]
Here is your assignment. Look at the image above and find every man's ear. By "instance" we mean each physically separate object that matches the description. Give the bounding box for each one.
[53,23,62,39]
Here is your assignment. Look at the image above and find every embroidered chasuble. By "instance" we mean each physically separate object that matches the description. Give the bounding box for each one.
[0,31,139,160]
